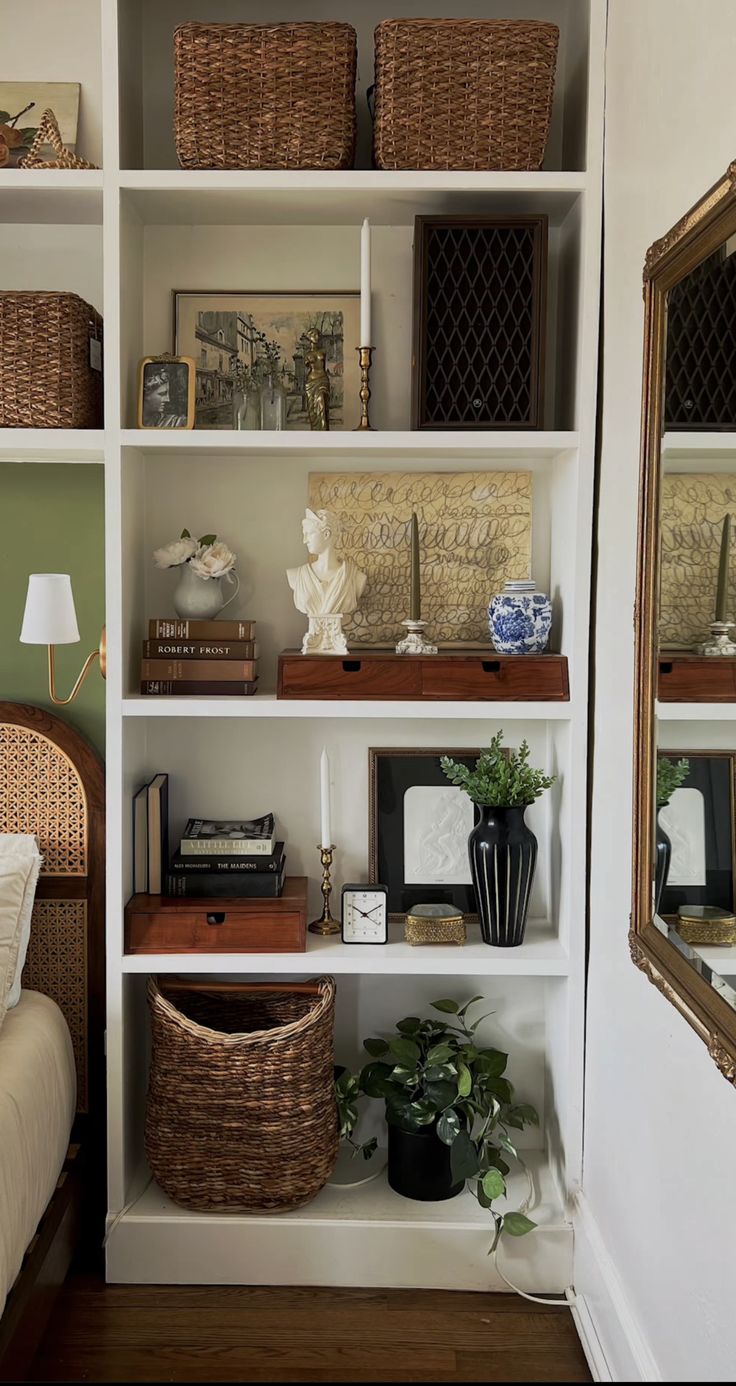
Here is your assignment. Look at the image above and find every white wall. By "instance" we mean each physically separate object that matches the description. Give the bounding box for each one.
[584,2,736,1381]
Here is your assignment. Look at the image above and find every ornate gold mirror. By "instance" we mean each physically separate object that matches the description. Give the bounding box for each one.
[633,163,736,1085]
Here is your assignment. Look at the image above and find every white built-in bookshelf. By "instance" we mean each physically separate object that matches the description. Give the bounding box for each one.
[5,0,605,1292]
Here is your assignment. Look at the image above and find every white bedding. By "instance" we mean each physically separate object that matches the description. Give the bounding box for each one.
[0,990,76,1317]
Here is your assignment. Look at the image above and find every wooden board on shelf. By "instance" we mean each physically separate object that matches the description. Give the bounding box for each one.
[659,653,736,701]
[277,650,569,701]
[125,877,307,954]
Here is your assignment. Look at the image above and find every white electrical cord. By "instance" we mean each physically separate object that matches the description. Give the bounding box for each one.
[103,1172,154,1247]
[490,1161,574,1306]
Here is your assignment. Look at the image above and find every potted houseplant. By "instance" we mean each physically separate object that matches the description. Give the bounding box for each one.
[655,756,689,913]
[153,528,239,620]
[335,997,538,1249]
[440,732,555,947]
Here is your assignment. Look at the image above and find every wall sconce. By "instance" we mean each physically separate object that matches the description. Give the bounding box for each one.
[20,573,106,706]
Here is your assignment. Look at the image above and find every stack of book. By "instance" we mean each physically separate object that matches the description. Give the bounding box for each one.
[140,618,258,696]
[132,773,169,894]
[165,813,285,898]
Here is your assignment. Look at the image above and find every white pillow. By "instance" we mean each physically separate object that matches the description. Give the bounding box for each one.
[0,835,42,1025]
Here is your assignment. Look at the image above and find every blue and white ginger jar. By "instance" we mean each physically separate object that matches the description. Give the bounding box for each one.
[488,580,552,655]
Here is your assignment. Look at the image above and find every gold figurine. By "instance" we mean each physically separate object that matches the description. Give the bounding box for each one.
[305,327,330,431]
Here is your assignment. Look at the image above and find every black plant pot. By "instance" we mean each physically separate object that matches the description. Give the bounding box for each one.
[469,805,537,947]
[655,809,672,915]
[387,1122,464,1202]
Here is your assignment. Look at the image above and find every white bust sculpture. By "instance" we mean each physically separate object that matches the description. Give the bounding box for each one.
[287,508,367,655]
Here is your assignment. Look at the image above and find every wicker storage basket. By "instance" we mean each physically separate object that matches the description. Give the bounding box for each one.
[0,291,103,428]
[373,19,559,171]
[145,977,338,1211]
[174,22,357,170]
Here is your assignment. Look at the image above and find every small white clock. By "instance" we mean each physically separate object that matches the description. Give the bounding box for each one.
[341,882,389,945]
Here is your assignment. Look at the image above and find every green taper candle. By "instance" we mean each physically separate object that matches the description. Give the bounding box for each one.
[715,513,732,623]
[410,512,421,622]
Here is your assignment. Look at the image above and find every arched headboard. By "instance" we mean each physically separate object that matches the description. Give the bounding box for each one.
[0,702,104,1124]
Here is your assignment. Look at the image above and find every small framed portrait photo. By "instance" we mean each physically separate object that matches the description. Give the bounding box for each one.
[137,355,195,430]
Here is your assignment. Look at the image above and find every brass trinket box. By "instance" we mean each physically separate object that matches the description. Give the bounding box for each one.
[676,905,736,946]
[405,904,466,946]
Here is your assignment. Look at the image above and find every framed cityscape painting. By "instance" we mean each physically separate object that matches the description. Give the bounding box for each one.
[173,290,361,431]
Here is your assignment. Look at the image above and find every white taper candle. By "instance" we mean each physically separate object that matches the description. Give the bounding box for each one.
[360,217,371,346]
[320,747,332,849]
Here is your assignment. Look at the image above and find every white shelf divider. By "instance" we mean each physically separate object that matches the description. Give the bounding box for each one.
[120,428,579,460]
[121,695,574,721]
[121,918,567,977]
[0,429,105,462]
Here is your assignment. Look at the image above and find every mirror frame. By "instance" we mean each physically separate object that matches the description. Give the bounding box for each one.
[632,160,736,1087]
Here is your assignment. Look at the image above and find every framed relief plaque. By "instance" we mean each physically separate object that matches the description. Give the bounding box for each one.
[369,748,480,921]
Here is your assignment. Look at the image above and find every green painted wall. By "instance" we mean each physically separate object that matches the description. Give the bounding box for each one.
[0,464,105,755]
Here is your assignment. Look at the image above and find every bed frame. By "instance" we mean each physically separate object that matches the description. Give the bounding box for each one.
[0,702,104,1383]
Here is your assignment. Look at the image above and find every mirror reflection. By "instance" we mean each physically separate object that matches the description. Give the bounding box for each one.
[655,244,736,1009]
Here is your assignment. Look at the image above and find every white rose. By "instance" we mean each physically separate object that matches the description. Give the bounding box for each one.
[189,540,237,580]
[153,537,199,568]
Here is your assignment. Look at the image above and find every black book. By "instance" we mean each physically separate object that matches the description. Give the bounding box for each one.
[164,864,286,899]
[169,842,285,874]
[132,782,149,893]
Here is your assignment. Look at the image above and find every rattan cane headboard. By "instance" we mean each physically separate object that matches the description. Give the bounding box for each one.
[0,702,104,1120]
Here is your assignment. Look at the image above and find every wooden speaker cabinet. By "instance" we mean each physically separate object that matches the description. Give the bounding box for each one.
[411,215,547,430]
[666,245,736,429]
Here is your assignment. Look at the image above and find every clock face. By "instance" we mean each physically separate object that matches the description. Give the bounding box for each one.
[342,885,388,944]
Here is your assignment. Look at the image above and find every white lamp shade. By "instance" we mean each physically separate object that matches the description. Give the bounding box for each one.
[20,574,80,645]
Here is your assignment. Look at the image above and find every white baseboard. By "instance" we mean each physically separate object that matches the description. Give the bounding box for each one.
[572,1191,661,1382]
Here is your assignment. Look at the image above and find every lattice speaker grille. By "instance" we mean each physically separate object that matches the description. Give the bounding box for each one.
[22,899,88,1112]
[0,723,86,874]
[666,248,736,429]
[416,221,545,428]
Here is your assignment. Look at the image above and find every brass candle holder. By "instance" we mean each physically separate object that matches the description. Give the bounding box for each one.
[354,346,374,430]
[308,844,341,936]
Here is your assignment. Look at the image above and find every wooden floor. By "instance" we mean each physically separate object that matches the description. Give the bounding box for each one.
[27,1275,591,1383]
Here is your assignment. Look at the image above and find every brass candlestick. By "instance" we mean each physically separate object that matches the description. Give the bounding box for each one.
[354,346,374,430]
[308,844,341,935]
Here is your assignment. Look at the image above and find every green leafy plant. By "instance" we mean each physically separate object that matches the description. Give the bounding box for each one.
[656,756,689,807]
[440,731,556,807]
[338,997,539,1249]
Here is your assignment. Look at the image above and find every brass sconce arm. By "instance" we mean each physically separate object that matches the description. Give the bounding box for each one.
[47,628,107,706]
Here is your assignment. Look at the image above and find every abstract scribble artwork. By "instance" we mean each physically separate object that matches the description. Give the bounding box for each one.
[307,471,532,643]
[660,473,736,648]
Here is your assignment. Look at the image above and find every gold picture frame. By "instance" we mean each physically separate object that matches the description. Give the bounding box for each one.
[633,160,736,1088]
[137,354,195,431]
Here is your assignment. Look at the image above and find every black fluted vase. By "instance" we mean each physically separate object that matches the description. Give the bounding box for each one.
[469,805,537,947]
[655,808,672,915]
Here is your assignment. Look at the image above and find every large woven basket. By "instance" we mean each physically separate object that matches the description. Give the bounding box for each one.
[145,977,338,1212]
[174,22,357,169]
[373,19,559,171]
[0,292,103,428]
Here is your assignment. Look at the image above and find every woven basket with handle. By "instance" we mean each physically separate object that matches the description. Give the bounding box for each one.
[19,108,98,170]
[145,977,339,1212]
[0,291,103,428]
[373,19,559,171]
[174,22,357,170]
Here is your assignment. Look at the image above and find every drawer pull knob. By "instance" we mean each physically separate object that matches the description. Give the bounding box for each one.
[481,661,501,673]
[206,912,226,925]
[659,662,673,674]
[342,660,362,672]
